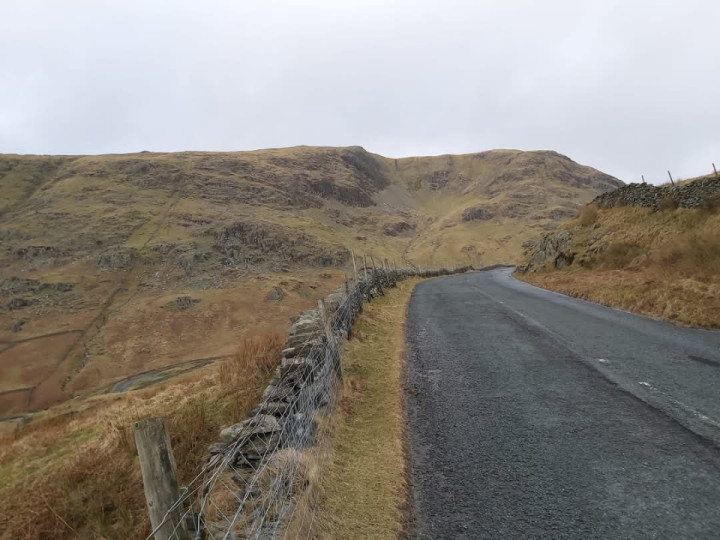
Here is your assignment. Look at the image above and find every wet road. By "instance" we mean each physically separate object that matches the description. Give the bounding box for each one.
[405,268,720,539]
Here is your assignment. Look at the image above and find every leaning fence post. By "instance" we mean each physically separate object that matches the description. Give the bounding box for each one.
[134,417,189,540]
[667,170,675,185]
[714,163,718,177]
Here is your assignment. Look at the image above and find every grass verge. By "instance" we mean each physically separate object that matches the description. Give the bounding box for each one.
[520,206,720,328]
[308,278,419,539]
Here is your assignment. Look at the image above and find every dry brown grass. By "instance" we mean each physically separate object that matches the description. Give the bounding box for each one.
[219,333,284,390]
[521,206,720,327]
[307,279,419,539]
[601,241,645,269]
[577,203,599,226]
[0,333,284,539]
[653,230,720,281]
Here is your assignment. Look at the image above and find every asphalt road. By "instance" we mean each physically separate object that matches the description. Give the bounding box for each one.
[405,268,720,539]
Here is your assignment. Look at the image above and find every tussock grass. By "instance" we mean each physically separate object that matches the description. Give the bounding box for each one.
[219,333,284,390]
[307,279,419,539]
[0,333,284,539]
[577,203,598,226]
[522,206,720,327]
[601,241,645,269]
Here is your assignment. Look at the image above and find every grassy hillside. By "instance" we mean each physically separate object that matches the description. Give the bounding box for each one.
[0,146,620,538]
[520,176,720,327]
[0,146,620,419]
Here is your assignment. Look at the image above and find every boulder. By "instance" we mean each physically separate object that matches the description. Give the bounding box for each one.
[173,296,199,310]
[265,287,285,302]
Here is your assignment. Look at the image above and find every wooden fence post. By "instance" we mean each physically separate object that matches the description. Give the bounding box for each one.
[668,170,675,185]
[642,175,646,184]
[134,417,189,540]
[714,163,718,177]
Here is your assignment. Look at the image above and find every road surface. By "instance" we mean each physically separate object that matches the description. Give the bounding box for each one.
[405,268,720,539]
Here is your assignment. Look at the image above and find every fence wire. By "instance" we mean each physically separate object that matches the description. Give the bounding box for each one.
[148,265,469,540]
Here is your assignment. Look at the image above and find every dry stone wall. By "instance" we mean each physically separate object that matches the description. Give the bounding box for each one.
[593,176,720,210]
[168,264,471,538]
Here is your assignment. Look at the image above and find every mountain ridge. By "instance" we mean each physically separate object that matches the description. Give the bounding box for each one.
[0,145,622,415]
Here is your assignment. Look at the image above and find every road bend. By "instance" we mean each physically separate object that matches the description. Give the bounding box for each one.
[405,268,720,539]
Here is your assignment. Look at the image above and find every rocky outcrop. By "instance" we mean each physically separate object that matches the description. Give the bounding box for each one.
[0,277,73,295]
[383,221,415,236]
[212,220,349,268]
[523,230,573,272]
[593,176,720,210]
[1,277,75,311]
[97,247,136,271]
[462,206,494,221]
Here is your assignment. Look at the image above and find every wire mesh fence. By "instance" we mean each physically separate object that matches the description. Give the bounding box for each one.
[146,264,470,540]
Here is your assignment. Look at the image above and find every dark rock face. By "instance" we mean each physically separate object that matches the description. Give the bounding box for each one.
[7,297,33,310]
[212,220,348,268]
[524,230,573,272]
[97,247,135,271]
[594,176,720,210]
[422,170,450,190]
[383,221,416,236]
[554,251,575,269]
[0,277,74,296]
[462,207,494,222]
[13,246,59,260]
[339,146,389,192]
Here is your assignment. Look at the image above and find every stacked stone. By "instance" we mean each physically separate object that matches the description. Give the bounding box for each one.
[196,265,472,536]
[594,176,720,211]
[205,282,366,470]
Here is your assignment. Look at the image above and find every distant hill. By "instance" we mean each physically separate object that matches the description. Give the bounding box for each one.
[0,146,621,415]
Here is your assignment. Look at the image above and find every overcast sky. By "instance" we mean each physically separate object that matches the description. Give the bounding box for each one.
[1,0,718,183]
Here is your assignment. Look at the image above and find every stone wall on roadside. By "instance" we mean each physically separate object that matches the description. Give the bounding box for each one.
[199,264,473,538]
[593,175,720,210]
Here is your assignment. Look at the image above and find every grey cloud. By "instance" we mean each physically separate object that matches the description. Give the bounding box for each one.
[1,0,718,183]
